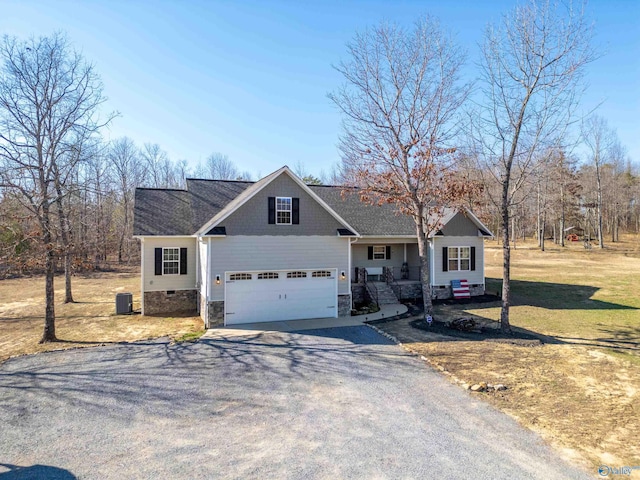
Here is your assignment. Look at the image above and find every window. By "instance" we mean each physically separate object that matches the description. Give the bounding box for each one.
[373,246,386,260]
[287,271,307,279]
[163,248,180,275]
[257,272,279,280]
[276,197,292,224]
[229,273,252,281]
[448,247,470,271]
[312,271,332,278]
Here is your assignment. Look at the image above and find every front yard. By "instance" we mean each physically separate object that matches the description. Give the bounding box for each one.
[0,268,203,363]
[377,236,640,473]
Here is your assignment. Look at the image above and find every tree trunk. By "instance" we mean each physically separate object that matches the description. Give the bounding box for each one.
[40,207,57,343]
[560,181,566,247]
[64,253,74,303]
[55,182,74,303]
[416,221,433,318]
[595,155,604,248]
[500,183,512,334]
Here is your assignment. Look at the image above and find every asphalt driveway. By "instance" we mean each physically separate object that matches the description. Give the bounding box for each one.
[0,325,588,479]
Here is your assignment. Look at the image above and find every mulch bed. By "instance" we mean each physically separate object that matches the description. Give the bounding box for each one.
[432,293,501,306]
[369,299,544,347]
[410,318,544,346]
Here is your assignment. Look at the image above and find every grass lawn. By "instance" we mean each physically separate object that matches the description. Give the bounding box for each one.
[0,267,204,363]
[377,234,640,473]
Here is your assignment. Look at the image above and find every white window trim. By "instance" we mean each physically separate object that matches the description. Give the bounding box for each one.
[276,196,292,225]
[373,245,386,260]
[447,246,471,272]
[162,247,180,276]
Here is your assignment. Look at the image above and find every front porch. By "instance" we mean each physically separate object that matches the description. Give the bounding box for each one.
[351,265,423,304]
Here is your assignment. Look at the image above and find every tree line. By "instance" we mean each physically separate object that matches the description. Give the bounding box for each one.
[1,1,639,342]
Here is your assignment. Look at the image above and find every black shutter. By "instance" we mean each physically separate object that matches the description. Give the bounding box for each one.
[386,246,391,260]
[268,197,275,224]
[442,247,448,272]
[292,197,300,224]
[155,248,162,275]
[180,247,187,275]
[368,246,373,260]
[470,246,476,271]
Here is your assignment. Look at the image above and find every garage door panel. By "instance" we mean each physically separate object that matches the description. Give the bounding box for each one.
[225,270,337,325]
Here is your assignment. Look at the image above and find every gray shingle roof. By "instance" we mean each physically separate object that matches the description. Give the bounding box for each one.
[133,176,457,237]
[186,179,252,231]
[309,186,416,236]
[133,189,193,236]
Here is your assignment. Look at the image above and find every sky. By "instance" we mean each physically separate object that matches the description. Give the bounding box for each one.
[2,0,639,178]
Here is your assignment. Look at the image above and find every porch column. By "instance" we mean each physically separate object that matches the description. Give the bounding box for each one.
[403,243,407,263]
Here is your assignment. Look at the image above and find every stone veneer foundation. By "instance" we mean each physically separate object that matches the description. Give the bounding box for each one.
[338,294,351,317]
[431,284,485,300]
[206,301,225,328]
[144,290,197,315]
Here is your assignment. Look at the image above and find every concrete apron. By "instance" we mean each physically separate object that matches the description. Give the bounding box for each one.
[202,303,408,337]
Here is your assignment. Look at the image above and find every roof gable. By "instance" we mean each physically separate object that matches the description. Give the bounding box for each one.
[440,211,483,236]
[195,167,359,236]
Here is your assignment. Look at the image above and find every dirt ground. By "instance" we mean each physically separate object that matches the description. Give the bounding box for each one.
[0,268,203,363]
[377,235,640,475]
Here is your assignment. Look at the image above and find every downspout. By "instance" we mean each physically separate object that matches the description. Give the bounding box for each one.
[195,236,201,316]
[430,236,435,289]
[140,238,145,316]
[207,237,213,327]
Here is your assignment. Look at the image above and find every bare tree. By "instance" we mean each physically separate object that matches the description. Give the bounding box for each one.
[0,33,111,342]
[330,17,473,318]
[471,0,595,332]
[199,152,238,180]
[108,137,142,263]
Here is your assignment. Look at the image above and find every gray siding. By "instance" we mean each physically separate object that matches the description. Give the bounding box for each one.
[208,236,350,300]
[432,236,485,286]
[221,174,344,235]
[441,212,480,236]
[406,242,422,267]
[142,237,197,292]
[352,242,420,269]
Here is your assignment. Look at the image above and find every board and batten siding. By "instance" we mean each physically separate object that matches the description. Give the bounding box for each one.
[432,236,485,286]
[208,236,350,301]
[222,173,344,235]
[142,237,197,292]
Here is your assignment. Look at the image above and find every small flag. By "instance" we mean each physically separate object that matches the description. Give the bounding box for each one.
[451,279,471,299]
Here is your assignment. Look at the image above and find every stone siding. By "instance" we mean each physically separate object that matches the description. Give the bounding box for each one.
[391,283,423,300]
[351,285,366,305]
[338,294,351,317]
[144,290,197,316]
[207,301,225,328]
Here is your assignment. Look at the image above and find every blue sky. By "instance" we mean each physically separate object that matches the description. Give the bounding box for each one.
[2,0,638,177]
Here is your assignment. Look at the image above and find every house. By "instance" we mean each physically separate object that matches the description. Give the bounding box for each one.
[133,166,493,327]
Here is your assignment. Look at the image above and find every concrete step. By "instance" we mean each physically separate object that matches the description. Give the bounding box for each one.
[368,282,400,305]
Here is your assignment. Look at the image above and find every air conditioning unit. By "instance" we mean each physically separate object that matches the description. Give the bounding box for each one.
[115,293,133,315]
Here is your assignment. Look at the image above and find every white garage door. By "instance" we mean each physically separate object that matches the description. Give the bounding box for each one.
[225,269,337,325]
